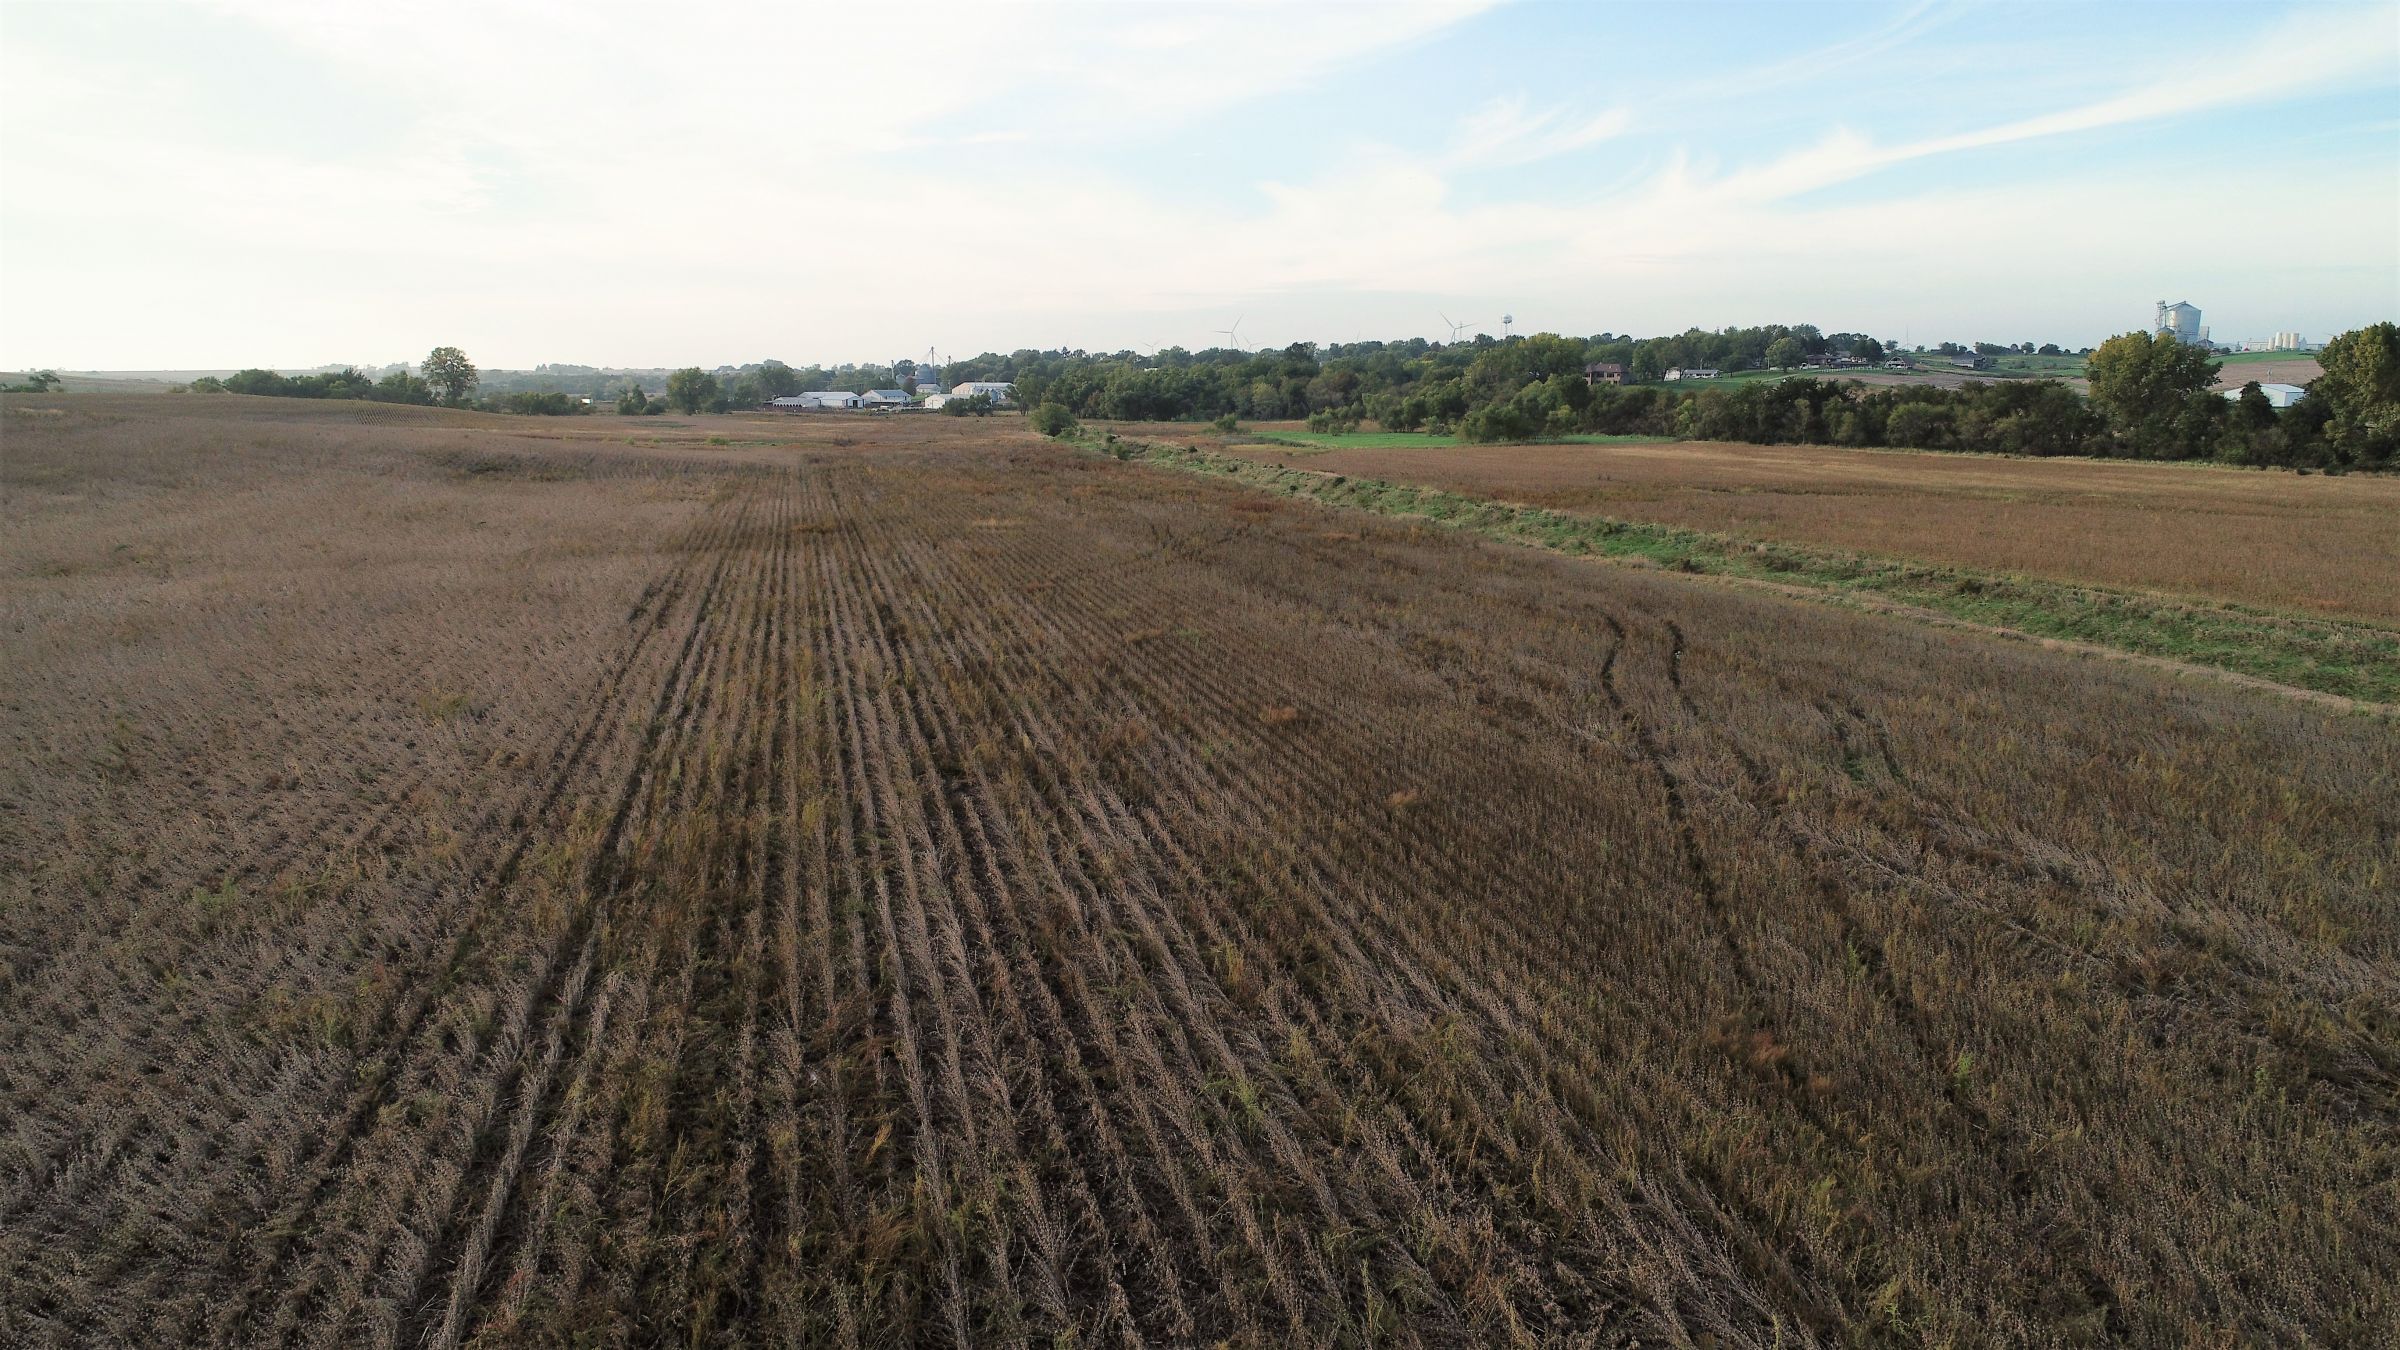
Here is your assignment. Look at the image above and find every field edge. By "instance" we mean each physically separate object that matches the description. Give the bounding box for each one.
[1105,435,2400,711]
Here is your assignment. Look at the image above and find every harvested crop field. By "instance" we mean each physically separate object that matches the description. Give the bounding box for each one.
[5,397,2397,1346]
[1212,434,2400,624]
[2210,356,2324,390]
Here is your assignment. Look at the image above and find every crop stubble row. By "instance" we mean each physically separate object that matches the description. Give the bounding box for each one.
[3,426,2394,1346]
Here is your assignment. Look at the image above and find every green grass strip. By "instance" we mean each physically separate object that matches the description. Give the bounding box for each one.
[1120,438,2400,706]
[1251,430,1673,451]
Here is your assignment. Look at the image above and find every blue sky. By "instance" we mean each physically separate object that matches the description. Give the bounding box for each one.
[2,0,2393,368]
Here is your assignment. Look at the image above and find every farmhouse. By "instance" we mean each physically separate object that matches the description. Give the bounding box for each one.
[1663,367,1719,381]
[1584,361,1627,385]
[2223,382,2308,409]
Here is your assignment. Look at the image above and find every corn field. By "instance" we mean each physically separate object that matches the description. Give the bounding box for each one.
[3,399,2395,1345]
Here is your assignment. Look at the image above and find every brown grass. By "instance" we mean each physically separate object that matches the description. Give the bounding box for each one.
[3,395,2395,1346]
[1211,435,2400,623]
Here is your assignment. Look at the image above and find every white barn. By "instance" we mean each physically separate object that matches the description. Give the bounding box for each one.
[798,390,862,409]
[949,381,1016,405]
[2222,382,2307,409]
[860,389,911,408]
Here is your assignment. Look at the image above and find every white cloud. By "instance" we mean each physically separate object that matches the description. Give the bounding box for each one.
[1446,96,1631,168]
[1697,3,2398,207]
[0,0,2390,367]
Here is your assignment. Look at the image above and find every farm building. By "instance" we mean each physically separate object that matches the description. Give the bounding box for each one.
[2155,300,2202,343]
[1663,367,1719,381]
[1947,354,1994,371]
[2223,382,2308,409]
[920,392,955,409]
[950,381,1017,405]
[1584,362,1627,385]
[860,389,911,408]
[795,391,862,410]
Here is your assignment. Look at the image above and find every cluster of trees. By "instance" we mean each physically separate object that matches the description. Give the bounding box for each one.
[185,348,484,407]
[1430,327,2389,469]
[152,320,2395,468]
[989,322,2386,469]
[962,327,1907,426]
[1446,373,2105,455]
[593,360,930,414]
[466,358,946,408]
[1937,341,2070,357]
[4,370,62,392]
[484,391,586,416]
[157,324,2044,423]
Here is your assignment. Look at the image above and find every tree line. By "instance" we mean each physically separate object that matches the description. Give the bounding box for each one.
[186,347,484,406]
[1000,324,2391,470]
[163,322,2397,468]
[1425,328,2390,469]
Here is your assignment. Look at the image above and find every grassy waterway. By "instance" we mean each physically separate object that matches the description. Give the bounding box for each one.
[1120,437,2400,707]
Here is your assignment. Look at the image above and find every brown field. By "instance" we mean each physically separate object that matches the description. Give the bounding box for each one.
[1207,433,2400,623]
[2211,357,2324,390]
[1807,366,2074,392]
[4,395,2397,1346]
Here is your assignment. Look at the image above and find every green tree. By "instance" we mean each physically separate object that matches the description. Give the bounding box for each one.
[665,367,719,414]
[616,384,649,415]
[1854,337,1886,364]
[2085,331,2218,456]
[1030,402,1078,437]
[755,360,803,399]
[2228,382,2277,433]
[1765,337,1804,370]
[374,370,432,404]
[422,347,479,404]
[2311,323,2400,464]
[224,368,292,396]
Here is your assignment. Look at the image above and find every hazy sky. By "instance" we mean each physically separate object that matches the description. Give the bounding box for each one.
[4,0,2395,369]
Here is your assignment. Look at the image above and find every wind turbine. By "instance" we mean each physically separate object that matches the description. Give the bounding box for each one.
[1440,312,1474,343]
[1214,317,1245,351]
